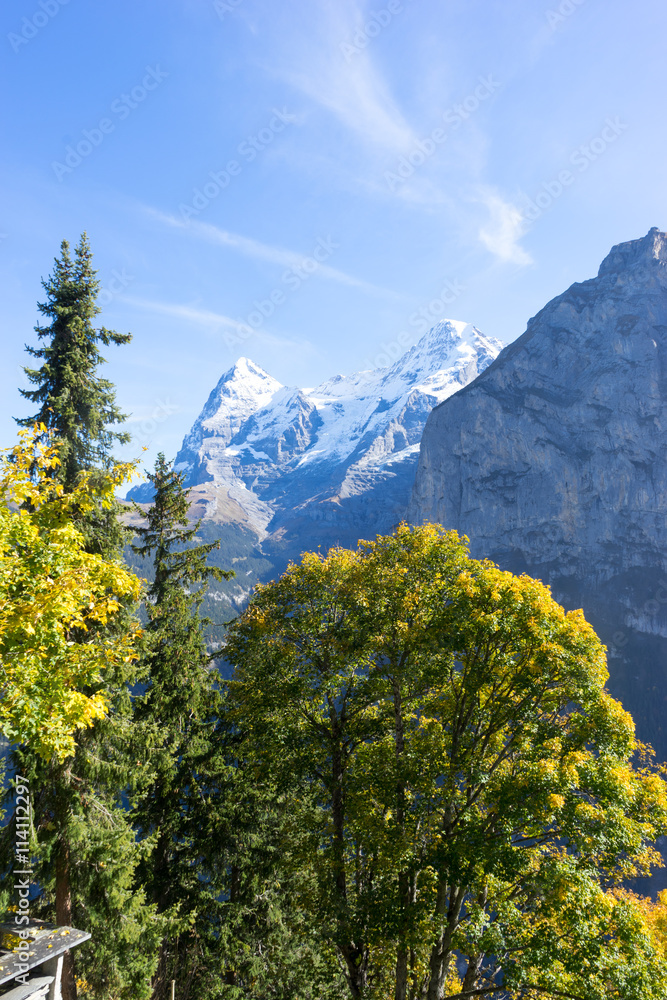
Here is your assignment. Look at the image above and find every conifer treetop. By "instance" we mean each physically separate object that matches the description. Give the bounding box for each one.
[18,232,132,486]
[131,452,233,605]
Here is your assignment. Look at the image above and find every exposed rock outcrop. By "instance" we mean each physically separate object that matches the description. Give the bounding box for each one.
[409,228,667,771]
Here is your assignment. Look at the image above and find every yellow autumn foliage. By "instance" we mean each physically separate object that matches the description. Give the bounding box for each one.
[0,427,141,759]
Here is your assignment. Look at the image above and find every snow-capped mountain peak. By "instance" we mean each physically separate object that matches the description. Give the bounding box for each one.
[175,357,283,469]
[296,320,501,470]
[380,320,498,392]
[130,319,503,542]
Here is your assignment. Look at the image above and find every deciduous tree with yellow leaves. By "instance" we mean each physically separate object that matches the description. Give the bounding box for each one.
[0,236,159,1000]
[0,426,141,760]
[226,522,667,1000]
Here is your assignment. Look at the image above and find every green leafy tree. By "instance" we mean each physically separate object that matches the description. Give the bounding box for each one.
[0,427,140,759]
[0,430,159,999]
[0,235,157,1000]
[226,523,667,1000]
[0,429,150,993]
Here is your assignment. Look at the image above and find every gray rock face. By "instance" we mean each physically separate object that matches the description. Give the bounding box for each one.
[409,228,667,772]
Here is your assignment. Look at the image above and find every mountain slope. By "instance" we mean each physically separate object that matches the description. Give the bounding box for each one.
[128,319,501,610]
[409,227,667,773]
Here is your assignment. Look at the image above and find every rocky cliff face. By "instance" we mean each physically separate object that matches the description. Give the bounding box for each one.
[409,228,667,772]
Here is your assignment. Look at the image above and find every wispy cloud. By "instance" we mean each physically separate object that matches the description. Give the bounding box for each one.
[477,190,532,267]
[123,296,243,331]
[277,1,417,155]
[269,4,508,226]
[287,57,415,154]
[121,296,315,353]
[145,206,400,298]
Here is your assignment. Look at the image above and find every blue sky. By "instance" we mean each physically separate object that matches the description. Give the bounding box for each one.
[1,0,666,476]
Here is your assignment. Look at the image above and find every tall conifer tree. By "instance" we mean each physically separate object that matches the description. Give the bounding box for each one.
[130,454,233,998]
[18,233,131,488]
[129,457,342,1000]
[17,233,132,557]
[1,235,158,1000]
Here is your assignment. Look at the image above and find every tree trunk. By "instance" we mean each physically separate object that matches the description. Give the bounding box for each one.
[396,933,409,1000]
[151,831,175,1000]
[341,949,369,999]
[393,674,410,1000]
[331,741,363,995]
[425,881,461,1000]
[55,833,76,1000]
[151,939,177,1000]
[328,718,370,999]
[458,888,487,998]
[331,740,347,912]
[461,953,483,995]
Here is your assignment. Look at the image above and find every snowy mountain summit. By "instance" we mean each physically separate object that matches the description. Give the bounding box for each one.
[129,320,501,577]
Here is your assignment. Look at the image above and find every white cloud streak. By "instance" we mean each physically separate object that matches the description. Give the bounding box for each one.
[146,207,400,298]
[477,191,533,267]
[121,296,315,353]
[122,296,243,331]
[278,0,417,154]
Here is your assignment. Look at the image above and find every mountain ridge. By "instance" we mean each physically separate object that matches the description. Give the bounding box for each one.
[127,318,502,610]
[408,227,667,796]
[129,319,502,536]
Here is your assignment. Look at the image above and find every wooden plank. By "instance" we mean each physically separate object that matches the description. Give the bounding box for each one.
[0,926,90,987]
[0,976,54,1000]
[40,957,62,1000]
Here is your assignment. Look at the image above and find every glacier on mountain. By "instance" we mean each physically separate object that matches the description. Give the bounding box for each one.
[129,320,502,549]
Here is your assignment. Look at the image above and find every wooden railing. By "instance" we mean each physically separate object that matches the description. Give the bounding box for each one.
[0,923,90,1000]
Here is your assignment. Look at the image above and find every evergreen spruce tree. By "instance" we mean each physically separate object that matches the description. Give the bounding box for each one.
[17,232,131,556]
[130,456,344,1000]
[18,233,131,486]
[5,690,162,1000]
[0,235,159,1000]
[129,454,233,999]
